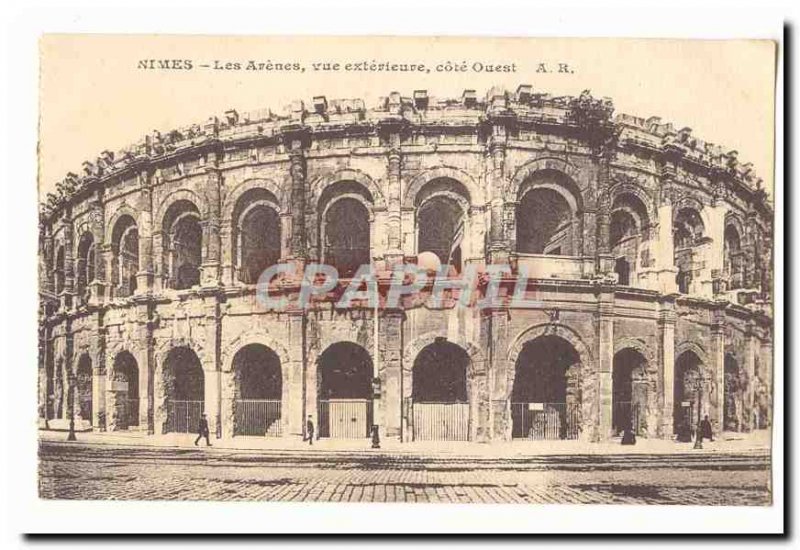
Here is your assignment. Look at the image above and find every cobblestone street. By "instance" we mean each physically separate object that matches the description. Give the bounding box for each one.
[38,441,771,505]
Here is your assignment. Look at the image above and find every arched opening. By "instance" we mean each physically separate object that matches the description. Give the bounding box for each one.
[76,232,95,302]
[673,350,705,439]
[517,187,576,255]
[162,200,202,290]
[233,344,282,436]
[609,193,650,287]
[415,178,470,274]
[673,208,705,295]
[163,347,204,433]
[323,198,370,278]
[417,196,464,272]
[511,335,581,440]
[54,245,65,295]
[317,342,373,438]
[411,339,470,441]
[233,188,281,284]
[724,354,742,432]
[111,351,139,430]
[612,349,648,436]
[724,224,743,291]
[111,215,139,298]
[75,354,93,427]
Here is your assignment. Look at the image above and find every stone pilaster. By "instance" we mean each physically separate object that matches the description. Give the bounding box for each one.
[742,323,757,431]
[288,143,307,264]
[710,304,726,432]
[642,199,679,294]
[201,168,222,287]
[657,297,677,437]
[595,161,613,276]
[288,311,306,437]
[596,288,615,439]
[136,181,155,292]
[61,219,75,310]
[93,316,107,431]
[483,304,511,441]
[487,135,509,264]
[381,309,404,438]
[385,148,403,263]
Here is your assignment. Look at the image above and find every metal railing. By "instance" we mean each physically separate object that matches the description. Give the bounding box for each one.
[318,399,372,439]
[234,399,282,437]
[165,400,204,433]
[412,402,470,441]
[511,402,580,440]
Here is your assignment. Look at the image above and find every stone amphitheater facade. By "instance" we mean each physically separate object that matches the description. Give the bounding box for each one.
[38,87,774,444]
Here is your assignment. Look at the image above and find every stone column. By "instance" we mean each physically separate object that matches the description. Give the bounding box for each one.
[757,336,773,428]
[136,184,155,292]
[485,304,511,441]
[644,201,679,294]
[385,148,403,263]
[742,324,757,431]
[597,289,615,439]
[89,199,106,305]
[286,311,306,437]
[595,161,613,276]
[62,219,75,310]
[487,137,509,264]
[657,298,677,438]
[381,310,404,439]
[710,305,726,433]
[702,204,727,298]
[203,300,221,437]
[288,144,307,264]
[201,169,222,287]
[93,318,107,431]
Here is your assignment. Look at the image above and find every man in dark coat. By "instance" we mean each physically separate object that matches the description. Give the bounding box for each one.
[305,415,314,446]
[699,414,714,442]
[195,412,212,446]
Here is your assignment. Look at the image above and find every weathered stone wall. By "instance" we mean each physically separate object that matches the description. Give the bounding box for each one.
[38,87,774,443]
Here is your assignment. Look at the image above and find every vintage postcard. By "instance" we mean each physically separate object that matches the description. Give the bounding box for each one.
[36,35,777,510]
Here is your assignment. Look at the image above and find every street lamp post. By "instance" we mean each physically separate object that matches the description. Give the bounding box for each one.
[692,372,712,450]
[66,372,77,442]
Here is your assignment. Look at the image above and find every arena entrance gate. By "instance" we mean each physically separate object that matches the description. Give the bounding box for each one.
[411,339,470,441]
[511,335,581,440]
[233,344,282,437]
[317,342,373,439]
[164,347,205,434]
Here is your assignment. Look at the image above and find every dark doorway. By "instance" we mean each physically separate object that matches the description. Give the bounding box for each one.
[317,342,373,438]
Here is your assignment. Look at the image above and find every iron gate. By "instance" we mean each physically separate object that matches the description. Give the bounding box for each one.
[511,402,580,440]
[412,402,470,441]
[165,400,204,433]
[318,399,372,439]
[234,399,282,436]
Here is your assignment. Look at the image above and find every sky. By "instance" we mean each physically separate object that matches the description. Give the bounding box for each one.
[39,35,776,197]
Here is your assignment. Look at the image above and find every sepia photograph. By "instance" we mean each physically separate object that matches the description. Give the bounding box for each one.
[33,34,778,511]
[1,4,786,535]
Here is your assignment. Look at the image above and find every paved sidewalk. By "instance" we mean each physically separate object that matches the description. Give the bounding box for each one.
[39,428,772,458]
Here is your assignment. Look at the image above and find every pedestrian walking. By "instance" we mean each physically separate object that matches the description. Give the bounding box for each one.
[195,412,212,447]
[305,415,315,446]
[699,414,714,442]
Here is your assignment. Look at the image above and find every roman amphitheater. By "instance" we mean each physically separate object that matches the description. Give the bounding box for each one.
[38,87,773,444]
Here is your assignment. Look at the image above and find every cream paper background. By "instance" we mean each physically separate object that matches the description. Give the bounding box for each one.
[39,35,775,196]
[10,10,783,536]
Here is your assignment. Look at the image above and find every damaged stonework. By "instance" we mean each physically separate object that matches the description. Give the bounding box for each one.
[39,87,773,444]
